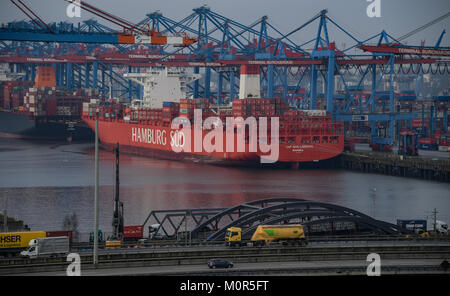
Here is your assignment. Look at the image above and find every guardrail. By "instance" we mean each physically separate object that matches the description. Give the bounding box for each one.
[1,248,449,275]
[67,235,450,251]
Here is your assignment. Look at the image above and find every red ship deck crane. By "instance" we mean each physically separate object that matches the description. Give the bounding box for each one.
[358,44,450,57]
[358,12,450,57]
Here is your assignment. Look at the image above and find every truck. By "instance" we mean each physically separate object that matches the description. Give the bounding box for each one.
[225,225,307,247]
[149,224,164,240]
[398,219,448,236]
[397,219,427,233]
[123,225,144,242]
[20,236,70,258]
[0,231,46,257]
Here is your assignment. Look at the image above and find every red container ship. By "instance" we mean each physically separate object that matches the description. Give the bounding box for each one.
[82,66,344,166]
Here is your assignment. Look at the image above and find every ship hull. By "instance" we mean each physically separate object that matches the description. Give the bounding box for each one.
[0,110,94,141]
[83,117,344,166]
[100,142,262,167]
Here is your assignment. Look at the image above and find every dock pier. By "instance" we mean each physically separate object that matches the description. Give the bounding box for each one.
[340,152,450,182]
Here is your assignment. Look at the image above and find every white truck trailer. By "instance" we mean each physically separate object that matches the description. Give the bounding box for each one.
[20,236,69,258]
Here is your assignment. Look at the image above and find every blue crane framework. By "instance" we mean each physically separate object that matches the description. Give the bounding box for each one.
[0,1,449,148]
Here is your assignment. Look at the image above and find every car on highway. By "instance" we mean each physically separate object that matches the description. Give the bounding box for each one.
[208,258,233,269]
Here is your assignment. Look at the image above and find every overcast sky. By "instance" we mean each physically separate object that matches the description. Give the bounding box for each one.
[1,0,449,48]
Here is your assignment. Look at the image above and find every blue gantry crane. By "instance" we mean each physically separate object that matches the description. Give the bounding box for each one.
[0,1,449,151]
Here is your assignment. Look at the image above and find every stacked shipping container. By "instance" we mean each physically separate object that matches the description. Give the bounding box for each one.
[1,81,33,110]
[179,98,194,120]
[22,87,100,118]
[232,97,290,118]
[162,101,180,123]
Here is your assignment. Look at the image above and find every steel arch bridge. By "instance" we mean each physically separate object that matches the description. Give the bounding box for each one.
[188,198,403,241]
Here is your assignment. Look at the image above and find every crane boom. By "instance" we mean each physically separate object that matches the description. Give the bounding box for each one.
[64,0,197,46]
[8,0,198,47]
[397,12,450,41]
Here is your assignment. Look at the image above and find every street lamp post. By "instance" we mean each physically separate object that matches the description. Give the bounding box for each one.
[93,119,99,265]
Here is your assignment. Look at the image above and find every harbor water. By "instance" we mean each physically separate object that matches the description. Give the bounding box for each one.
[0,137,449,239]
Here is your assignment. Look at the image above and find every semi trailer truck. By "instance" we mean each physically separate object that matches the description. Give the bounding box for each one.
[0,231,46,257]
[225,225,307,247]
[0,231,73,257]
[20,236,70,258]
[398,219,448,236]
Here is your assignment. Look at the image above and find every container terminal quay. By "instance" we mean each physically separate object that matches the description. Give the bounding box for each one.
[0,0,449,279]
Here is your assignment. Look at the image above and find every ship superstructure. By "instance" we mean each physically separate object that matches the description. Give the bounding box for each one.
[123,67,201,108]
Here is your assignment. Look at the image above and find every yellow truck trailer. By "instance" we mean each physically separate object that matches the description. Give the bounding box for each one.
[225,225,307,247]
[0,231,46,257]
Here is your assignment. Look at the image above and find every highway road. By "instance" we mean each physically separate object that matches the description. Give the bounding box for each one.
[2,238,449,276]
[16,258,449,276]
[74,238,450,256]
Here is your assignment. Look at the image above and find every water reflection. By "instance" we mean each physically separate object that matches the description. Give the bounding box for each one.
[0,137,449,237]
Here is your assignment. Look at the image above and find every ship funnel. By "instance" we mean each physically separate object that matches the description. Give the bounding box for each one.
[239,65,260,99]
